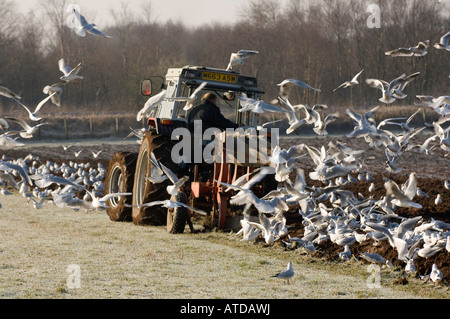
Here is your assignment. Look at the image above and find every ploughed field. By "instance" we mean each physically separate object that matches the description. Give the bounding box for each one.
[1,132,449,285]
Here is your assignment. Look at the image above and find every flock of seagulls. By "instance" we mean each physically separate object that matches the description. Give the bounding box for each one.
[0,13,449,288]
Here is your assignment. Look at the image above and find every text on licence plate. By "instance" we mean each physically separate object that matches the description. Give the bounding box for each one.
[202,72,237,83]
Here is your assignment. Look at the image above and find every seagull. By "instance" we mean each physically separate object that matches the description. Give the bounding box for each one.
[166,82,207,111]
[385,40,430,57]
[86,190,132,209]
[366,74,409,104]
[277,78,321,100]
[384,179,422,209]
[145,152,168,184]
[0,160,32,186]
[430,264,443,283]
[72,8,112,38]
[159,162,189,196]
[226,50,259,71]
[58,59,83,83]
[434,194,442,206]
[136,89,166,121]
[0,86,21,100]
[333,69,364,92]
[238,94,286,114]
[359,252,386,264]
[338,245,352,261]
[11,92,56,121]
[405,258,416,274]
[313,111,340,136]
[433,30,450,51]
[4,117,48,139]
[271,262,294,284]
[133,199,207,216]
[43,82,65,107]
[91,150,105,158]
[73,149,84,157]
[276,97,306,134]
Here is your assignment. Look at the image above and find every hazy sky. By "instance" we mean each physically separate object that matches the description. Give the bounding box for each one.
[14,0,260,27]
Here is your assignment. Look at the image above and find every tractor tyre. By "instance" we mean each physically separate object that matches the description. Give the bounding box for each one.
[104,151,137,222]
[132,131,180,226]
[167,191,188,234]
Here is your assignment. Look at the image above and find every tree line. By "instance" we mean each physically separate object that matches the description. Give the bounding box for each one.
[0,0,448,116]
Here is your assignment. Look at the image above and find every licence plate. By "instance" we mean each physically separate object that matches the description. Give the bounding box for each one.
[202,72,237,83]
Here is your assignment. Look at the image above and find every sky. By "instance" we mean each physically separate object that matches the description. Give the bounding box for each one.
[14,0,257,28]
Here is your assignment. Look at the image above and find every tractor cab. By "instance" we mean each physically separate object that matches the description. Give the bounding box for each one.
[141,65,265,135]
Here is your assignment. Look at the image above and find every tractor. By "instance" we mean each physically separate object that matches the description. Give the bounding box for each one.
[104,64,277,233]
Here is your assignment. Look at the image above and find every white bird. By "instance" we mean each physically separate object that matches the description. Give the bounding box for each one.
[91,150,105,158]
[430,264,443,283]
[4,117,48,139]
[277,78,321,100]
[0,133,24,148]
[271,262,294,284]
[72,8,112,38]
[276,97,306,134]
[226,50,259,71]
[313,111,340,136]
[384,179,422,209]
[333,69,364,92]
[433,30,450,51]
[368,182,375,192]
[87,191,132,209]
[445,180,450,190]
[366,74,409,104]
[405,258,416,274]
[338,245,352,261]
[0,86,21,99]
[43,82,65,107]
[159,162,189,196]
[360,252,386,264]
[134,199,207,216]
[238,94,286,114]
[136,89,166,121]
[58,59,83,83]
[434,194,442,206]
[385,40,430,57]
[166,82,207,111]
[11,92,56,122]
[29,197,45,209]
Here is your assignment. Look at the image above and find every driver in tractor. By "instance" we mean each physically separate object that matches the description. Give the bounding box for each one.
[187,92,238,134]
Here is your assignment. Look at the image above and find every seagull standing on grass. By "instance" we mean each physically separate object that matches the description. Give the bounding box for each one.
[271,262,294,284]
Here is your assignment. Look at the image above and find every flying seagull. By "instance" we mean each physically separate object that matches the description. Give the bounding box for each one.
[385,40,430,57]
[433,31,450,51]
[226,50,259,71]
[0,86,21,100]
[277,78,321,100]
[333,69,364,92]
[72,8,112,38]
[166,81,207,111]
[58,59,83,83]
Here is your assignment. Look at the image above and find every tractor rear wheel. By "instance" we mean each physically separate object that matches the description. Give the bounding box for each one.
[132,131,180,226]
[104,151,137,221]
